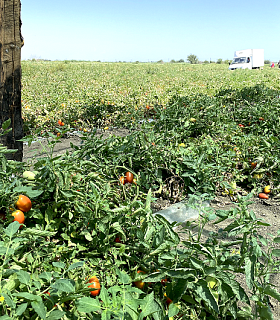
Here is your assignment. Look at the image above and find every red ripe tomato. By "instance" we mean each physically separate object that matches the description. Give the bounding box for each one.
[114,237,122,243]
[125,172,134,184]
[16,195,32,212]
[259,193,269,199]
[238,124,245,128]
[161,278,168,286]
[12,210,25,226]
[259,117,264,121]
[88,276,101,296]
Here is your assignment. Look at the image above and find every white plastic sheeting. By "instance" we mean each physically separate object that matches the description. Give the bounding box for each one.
[153,200,210,224]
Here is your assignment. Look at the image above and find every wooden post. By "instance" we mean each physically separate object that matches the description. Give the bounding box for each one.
[0,0,23,161]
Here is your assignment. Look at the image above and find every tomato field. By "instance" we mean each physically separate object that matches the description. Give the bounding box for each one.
[1,61,280,319]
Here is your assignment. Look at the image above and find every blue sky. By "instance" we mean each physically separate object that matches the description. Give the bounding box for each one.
[21,0,280,62]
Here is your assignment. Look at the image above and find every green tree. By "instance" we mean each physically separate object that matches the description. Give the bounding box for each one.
[177,59,185,63]
[187,54,199,64]
[216,58,223,64]
[264,59,271,65]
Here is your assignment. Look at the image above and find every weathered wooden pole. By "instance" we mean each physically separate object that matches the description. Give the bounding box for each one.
[0,0,24,161]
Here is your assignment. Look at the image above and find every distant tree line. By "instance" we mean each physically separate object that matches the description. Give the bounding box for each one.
[155,55,232,64]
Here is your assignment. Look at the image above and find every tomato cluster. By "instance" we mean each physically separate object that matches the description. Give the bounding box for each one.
[119,172,134,185]
[11,194,32,228]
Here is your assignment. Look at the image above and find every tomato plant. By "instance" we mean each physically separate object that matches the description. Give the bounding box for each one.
[0,62,278,319]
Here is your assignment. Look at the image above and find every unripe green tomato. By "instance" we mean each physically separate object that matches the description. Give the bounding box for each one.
[23,171,36,181]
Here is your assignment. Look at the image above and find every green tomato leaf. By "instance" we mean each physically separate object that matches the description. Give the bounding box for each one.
[39,272,53,281]
[264,285,280,301]
[52,279,75,293]
[2,293,16,309]
[13,292,40,301]
[16,303,28,316]
[140,292,161,318]
[67,261,84,271]
[195,280,219,313]
[116,268,131,285]
[272,249,280,257]
[31,300,46,320]
[12,186,43,198]
[52,262,65,269]
[76,297,101,313]
[0,316,12,320]
[4,221,20,238]
[46,309,66,320]
[2,119,11,130]
[16,270,31,285]
[168,303,180,317]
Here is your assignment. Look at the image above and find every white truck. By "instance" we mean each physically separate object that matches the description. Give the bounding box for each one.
[228,49,264,70]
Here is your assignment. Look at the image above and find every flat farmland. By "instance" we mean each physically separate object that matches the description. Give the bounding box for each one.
[0,61,280,319]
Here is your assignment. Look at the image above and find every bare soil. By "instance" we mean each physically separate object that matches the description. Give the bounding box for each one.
[22,129,280,318]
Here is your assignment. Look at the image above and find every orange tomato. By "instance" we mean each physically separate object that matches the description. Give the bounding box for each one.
[238,124,245,128]
[15,195,32,212]
[12,210,25,226]
[259,117,264,121]
[259,193,269,199]
[264,186,271,194]
[88,276,101,296]
[119,176,127,185]
[134,270,146,289]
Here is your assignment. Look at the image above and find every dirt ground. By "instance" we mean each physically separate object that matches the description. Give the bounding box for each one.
[22,129,280,318]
